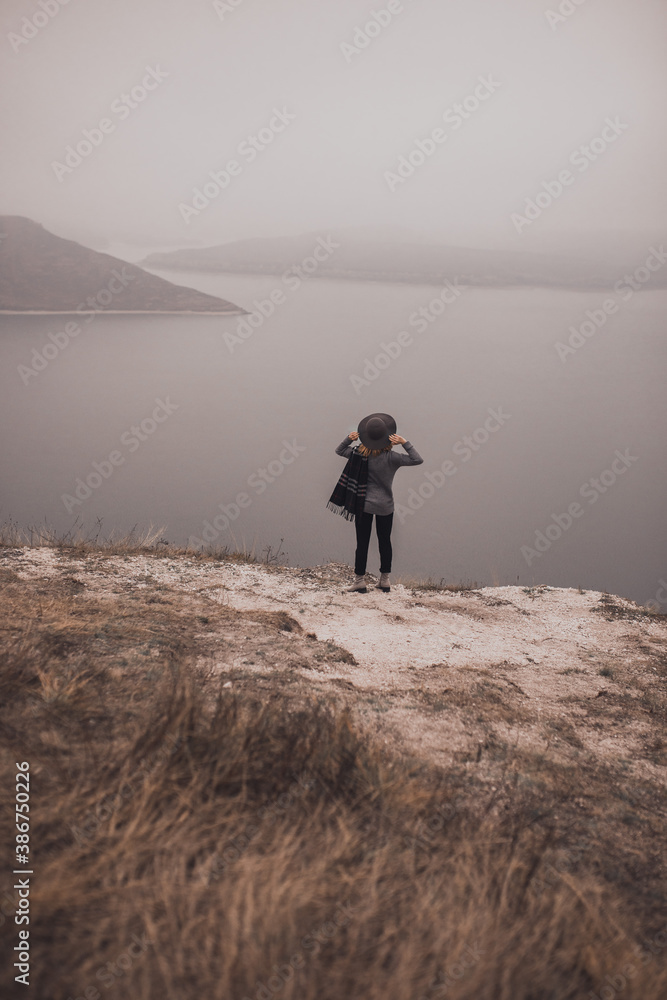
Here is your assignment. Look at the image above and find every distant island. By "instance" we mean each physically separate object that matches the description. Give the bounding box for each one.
[0,217,244,314]
[139,229,655,291]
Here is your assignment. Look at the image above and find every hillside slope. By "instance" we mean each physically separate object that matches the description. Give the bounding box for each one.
[0,216,244,313]
[1,542,666,998]
[140,230,630,289]
[5,545,665,777]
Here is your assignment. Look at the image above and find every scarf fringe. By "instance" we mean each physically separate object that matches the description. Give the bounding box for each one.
[326,500,356,521]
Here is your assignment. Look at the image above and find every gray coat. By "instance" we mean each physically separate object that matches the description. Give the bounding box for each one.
[335,437,424,515]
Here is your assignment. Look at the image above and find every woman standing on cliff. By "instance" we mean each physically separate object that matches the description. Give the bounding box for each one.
[327,413,423,593]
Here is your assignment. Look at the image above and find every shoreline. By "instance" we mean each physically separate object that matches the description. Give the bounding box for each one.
[142,266,655,293]
[0,308,247,316]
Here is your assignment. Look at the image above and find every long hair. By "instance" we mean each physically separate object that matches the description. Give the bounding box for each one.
[356,442,393,458]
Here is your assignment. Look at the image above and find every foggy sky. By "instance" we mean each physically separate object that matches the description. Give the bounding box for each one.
[1,0,666,254]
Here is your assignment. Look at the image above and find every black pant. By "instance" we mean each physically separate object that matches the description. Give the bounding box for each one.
[354,511,393,576]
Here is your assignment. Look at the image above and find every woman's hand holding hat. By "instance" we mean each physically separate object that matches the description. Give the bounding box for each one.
[389,434,406,445]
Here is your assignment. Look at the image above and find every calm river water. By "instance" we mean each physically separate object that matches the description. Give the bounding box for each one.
[1,268,665,607]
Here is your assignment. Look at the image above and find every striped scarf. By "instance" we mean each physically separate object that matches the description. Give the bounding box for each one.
[327,449,368,520]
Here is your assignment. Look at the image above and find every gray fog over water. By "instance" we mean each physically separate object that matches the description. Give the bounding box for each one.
[2,269,665,606]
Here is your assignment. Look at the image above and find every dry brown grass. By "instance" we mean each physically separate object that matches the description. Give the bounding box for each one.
[0,518,286,567]
[1,553,666,1000]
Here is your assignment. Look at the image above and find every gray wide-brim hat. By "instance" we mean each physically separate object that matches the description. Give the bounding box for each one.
[358,412,397,450]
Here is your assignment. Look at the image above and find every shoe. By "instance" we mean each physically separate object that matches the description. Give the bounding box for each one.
[376,573,390,593]
[346,575,367,593]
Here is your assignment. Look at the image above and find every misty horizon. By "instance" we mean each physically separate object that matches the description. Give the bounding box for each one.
[1,0,666,257]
